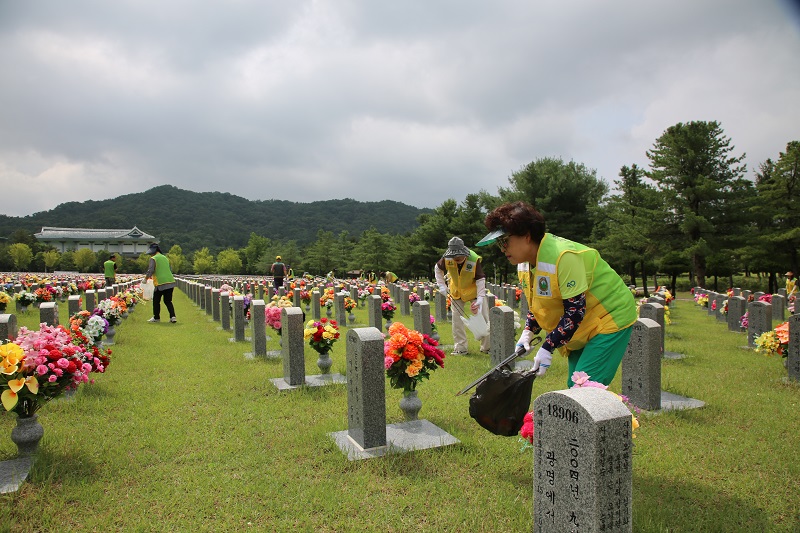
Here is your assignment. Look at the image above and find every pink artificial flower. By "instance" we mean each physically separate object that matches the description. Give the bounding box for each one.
[520,412,534,443]
[48,375,57,382]
[571,371,590,386]
[36,365,48,375]
[384,356,395,369]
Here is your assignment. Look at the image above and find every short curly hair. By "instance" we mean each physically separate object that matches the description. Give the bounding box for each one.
[484,201,546,244]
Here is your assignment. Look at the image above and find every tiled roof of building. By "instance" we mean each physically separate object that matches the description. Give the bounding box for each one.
[35,226,156,240]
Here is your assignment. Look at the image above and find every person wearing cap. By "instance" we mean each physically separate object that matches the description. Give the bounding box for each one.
[270,256,288,296]
[434,237,491,355]
[144,243,177,323]
[785,271,797,298]
[103,254,118,288]
[477,201,637,387]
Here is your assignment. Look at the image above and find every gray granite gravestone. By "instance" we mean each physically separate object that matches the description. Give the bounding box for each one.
[212,289,221,322]
[412,301,432,337]
[205,286,213,316]
[245,299,267,359]
[727,296,746,332]
[220,292,231,331]
[312,290,321,321]
[335,292,346,327]
[435,291,448,322]
[85,290,96,313]
[336,328,386,449]
[638,303,664,355]
[39,302,58,326]
[714,294,726,321]
[329,327,459,460]
[68,295,81,316]
[270,307,308,389]
[753,291,765,301]
[230,295,247,342]
[788,314,800,382]
[400,288,411,316]
[747,301,772,347]
[489,305,526,369]
[733,287,741,296]
[367,295,382,330]
[533,388,633,533]
[258,283,265,301]
[96,288,107,303]
[622,318,662,411]
[772,294,786,321]
[741,290,751,302]
[293,288,301,308]
[0,314,18,342]
[486,293,496,310]
[199,285,206,311]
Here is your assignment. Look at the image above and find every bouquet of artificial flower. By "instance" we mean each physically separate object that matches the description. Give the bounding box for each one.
[344,297,357,312]
[1,324,93,416]
[303,318,340,354]
[300,290,311,306]
[70,310,109,343]
[383,322,445,392]
[265,305,283,332]
[409,292,421,305]
[755,321,789,358]
[34,287,55,303]
[381,299,396,321]
[0,291,11,306]
[15,291,36,306]
[95,296,127,327]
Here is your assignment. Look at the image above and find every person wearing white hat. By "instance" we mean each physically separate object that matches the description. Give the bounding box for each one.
[477,201,637,388]
[434,237,491,355]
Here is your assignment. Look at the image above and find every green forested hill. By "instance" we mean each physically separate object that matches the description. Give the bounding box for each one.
[0,185,430,252]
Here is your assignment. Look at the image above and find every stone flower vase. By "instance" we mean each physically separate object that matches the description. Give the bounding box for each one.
[348,311,356,325]
[316,348,332,374]
[326,307,333,318]
[11,414,44,457]
[385,319,392,331]
[105,324,116,346]
[399,390,422,421]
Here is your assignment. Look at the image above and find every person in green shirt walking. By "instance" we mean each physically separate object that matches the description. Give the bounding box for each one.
[144,243,177,323]
[477,201,637,387]
[104,254,118,288]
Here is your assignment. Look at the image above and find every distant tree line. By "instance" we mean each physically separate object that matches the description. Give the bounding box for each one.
[2,121,798,294]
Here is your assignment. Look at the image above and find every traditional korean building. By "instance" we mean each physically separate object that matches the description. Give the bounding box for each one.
[34,226,157,257]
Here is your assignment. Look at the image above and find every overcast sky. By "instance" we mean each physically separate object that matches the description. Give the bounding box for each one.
[1,1,798,218]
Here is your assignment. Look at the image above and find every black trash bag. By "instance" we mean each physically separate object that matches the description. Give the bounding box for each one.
[468,368,536,436]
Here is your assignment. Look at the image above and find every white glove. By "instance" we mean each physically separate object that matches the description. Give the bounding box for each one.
[516,329,535,355]
[532,347,553,376]
[471,297,482,314]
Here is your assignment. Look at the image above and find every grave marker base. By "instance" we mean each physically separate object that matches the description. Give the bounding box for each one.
[663,351,686,360]
[329,419,459,460]
[270,373,347,390]
[229,337,252,343]
[657,391,705,411]
[0,457,33,494]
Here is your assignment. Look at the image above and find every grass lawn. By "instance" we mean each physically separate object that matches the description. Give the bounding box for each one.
[0,291,798,532]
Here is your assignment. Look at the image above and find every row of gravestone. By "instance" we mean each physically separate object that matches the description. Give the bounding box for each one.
[694,287,800,382]
[176,277,638,532]
[0,281,139,340]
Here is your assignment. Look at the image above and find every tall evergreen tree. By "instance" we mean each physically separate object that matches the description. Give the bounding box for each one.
[646,121,747,287]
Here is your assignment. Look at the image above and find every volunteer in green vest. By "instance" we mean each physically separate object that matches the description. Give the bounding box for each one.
[785,271,797,298]
[144,243,177,323]
[434,237,491,355]
[104,254,118,288]
[478,201,637,387]
[381,271,398,284]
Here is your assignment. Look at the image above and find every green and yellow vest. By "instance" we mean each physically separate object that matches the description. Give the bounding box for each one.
[152,253,175,286]
[445,250,480,301]
[524,234,636,354]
